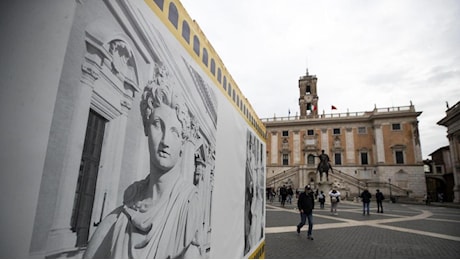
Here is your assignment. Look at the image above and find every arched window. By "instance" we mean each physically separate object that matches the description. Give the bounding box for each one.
[223,76,227,91]
[168,3,179,29]
[210,59,216,75]
[227,81,232,97]
[181,21,190,43]
[154,0,164,10]
[193,35,200,56]
[217,68,222,83]
[202,48,208,66]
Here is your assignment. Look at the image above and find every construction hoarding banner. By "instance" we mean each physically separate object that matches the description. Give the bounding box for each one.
[0,0,265,258]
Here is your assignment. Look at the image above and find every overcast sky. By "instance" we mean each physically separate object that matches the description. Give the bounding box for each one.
[180,0,460,159]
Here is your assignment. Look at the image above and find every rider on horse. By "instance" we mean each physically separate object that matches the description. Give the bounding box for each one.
[314,150,333,181]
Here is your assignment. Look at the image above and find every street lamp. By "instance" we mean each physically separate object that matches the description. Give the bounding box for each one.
[388,178,393,202]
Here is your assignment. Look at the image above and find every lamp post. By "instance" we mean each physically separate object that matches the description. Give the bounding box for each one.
[388,178,393,202]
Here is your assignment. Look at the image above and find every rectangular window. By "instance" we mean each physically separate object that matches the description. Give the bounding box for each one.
[282,131,289,137]
[306,85,311,94]
[307,129,314,136]
[334,153,342,165]
[71,109,107,247]
[392,123,401,131]
[282,154,289,165]
[395,151,404,164]
[307,154,315,165]
[360,152,369,165]
[358,126,367,134]
[333,128,341,135]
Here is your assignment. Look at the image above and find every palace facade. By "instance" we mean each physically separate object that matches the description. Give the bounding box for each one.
[263,71,426,201]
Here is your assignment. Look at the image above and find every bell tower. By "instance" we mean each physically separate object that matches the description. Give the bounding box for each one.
[299,69,319,119]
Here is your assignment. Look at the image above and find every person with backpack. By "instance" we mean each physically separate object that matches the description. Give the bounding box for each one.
[329,189,341,215]
[376,189,385,213]
[318,190,326,209]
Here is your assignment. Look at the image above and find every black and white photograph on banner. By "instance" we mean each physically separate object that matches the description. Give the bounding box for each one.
[0,1,267,258]
[83,39,218,259]
[244,130,265,256]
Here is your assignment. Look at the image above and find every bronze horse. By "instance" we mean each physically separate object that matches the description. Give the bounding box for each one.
[316,157,333,182]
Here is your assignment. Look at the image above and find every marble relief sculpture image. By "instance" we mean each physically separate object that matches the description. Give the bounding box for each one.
[84,62,216,258]
[244,130,265,256]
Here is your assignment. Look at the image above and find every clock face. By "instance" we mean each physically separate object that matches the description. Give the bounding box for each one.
[305,95,313,102]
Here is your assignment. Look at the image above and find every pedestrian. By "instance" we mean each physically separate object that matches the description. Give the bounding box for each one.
[329,189,341,215]
[280,185,287,207]
[287,186,294,204]
[424,193,431,205]
[376,189,385,213]
[318,190,325,209]
[360,189,372,215]
[296,185,315,240]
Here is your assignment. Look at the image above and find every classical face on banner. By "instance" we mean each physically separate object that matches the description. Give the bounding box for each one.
[147,104,183,172]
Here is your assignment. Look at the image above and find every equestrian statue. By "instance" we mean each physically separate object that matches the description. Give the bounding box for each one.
[311,150,333,182]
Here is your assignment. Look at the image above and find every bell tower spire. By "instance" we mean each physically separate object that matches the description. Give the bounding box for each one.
[298,69,318,119]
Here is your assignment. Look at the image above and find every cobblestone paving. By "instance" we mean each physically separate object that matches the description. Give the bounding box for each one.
[265,200,460,258]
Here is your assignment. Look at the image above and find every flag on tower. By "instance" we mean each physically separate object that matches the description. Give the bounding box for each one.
[331,105,337,110]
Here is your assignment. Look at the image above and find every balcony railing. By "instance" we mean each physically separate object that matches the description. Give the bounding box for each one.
[261,104,415,123]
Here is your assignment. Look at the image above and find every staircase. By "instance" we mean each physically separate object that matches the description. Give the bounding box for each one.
[267,166,411,201]
[266,167,299,187]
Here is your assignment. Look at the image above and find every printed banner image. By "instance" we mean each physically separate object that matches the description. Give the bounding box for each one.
[21,1,265,258]
[244,130,266,256]
[83,21,218,259]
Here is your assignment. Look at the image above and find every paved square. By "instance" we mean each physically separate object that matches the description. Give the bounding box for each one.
[265,200,460,258]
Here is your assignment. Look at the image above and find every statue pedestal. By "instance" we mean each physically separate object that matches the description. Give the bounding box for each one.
[316,181,332,194]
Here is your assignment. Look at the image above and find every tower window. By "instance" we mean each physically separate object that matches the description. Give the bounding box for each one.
[306,85,311,94]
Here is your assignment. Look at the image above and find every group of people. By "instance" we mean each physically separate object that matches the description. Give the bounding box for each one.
[296,186,386,240]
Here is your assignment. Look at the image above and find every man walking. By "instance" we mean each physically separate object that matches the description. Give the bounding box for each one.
[296,185,315,240]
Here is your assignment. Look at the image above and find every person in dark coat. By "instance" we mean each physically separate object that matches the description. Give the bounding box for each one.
[376,189,385,213]
[280,185,287,207]
[360,189,372,215]
[296,185,315,240]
